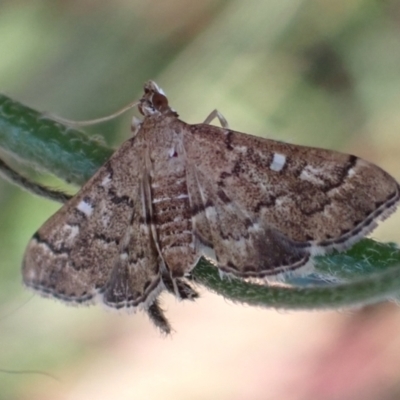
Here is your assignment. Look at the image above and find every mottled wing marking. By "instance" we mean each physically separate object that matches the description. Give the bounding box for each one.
[23,137,161,311]
[184,123,400,255]
[102,177,162,310]
[187,164,309,277]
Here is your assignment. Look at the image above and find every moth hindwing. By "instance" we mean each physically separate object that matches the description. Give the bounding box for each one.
[22,81,400,333]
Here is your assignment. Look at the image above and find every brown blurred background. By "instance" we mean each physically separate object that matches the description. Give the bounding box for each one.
[1,1,400,399]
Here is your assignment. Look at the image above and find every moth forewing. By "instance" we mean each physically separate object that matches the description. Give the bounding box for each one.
[22,132,160,308]
[20,80,399,332]
[184,123,399,251]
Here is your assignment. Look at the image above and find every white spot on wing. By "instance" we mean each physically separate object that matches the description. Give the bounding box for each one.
[101,174,112,187]
[205,206,217,220]
[347,168,356,177]
[235,145,247,154]
[153,197,171,204]
[77,200,93,216]
[270,153,286,172]
[61,224,79,243]
[299,165,325,185]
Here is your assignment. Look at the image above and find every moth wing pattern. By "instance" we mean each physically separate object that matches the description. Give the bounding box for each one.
[102,176,163,310]
[17,80,400,333]
[183,122,400,275]
[186,164,309,277]
[23,137,162,311]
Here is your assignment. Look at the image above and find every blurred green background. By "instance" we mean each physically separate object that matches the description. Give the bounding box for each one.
[1,1,400,399]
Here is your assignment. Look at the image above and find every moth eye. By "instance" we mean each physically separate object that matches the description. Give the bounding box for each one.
[152,92,169,111]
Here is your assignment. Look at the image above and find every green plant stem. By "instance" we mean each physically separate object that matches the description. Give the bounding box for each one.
[0,94,113,184]
[192,259,400,309]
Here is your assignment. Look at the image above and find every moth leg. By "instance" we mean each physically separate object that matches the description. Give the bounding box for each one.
[162,271,199,301]
[131,116,142,137]
[147,300,172,335]
[203,109,229,128]
[0,158,72,204]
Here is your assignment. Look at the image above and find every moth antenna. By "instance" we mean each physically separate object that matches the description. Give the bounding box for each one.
[0,158,71,204]
[147,300,172,335]
[0,368,60,382]
[43,100,140,127]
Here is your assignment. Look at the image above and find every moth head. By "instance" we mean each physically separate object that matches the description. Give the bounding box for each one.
[139,81,178,117]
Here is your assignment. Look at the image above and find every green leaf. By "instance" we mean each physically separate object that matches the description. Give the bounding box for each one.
[1,94,400,310]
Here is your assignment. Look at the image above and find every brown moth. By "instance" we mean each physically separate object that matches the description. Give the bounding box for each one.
[22,81,400,333]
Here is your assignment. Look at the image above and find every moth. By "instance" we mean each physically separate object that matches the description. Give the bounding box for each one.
[19,81,399,333]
